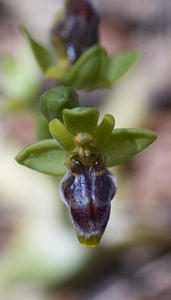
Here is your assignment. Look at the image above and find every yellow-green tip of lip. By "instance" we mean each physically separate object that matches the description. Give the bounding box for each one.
[78,236,101,247]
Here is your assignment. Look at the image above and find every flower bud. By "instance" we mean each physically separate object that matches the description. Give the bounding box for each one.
[60,146,117,247]
[40,85,79,122]
[51,0,100,62]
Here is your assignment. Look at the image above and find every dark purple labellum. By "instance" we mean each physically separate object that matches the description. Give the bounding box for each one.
[51,0,100,62]
[60,149,117,247]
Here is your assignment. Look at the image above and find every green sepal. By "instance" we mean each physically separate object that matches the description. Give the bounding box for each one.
[40,85,79,122]
[105,51,141,84]
[66,45,108,90]
[102,128,157,167]
[44,48,140,90]
[49,118,75,151]
[63,107,99,135]
[15,139,67,176]
[93,114,115,149]
[19,25,54,71]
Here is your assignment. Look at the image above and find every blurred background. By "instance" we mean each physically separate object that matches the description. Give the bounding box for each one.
[0,0,171,299]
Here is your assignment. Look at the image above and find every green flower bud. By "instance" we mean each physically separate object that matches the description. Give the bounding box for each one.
[40,85,79,122]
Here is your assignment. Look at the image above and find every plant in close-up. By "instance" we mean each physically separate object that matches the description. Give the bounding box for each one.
[14,0,157,247]
[15,86,157,247]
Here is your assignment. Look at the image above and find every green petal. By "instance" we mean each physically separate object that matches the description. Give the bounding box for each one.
[66,45,108,90]
[93,114,115,149]
[49,119,75,151]
[40,85,79,122]
[105,51,141,84]
[15,139,67,176]
[20,25,54,71]
[102,128,157,167]
[63,107,99,135]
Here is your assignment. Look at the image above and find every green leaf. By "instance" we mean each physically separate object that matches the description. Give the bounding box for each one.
[20,25,54,71]
[15,139,67,176]
[102,128,157,167]
[40,85,79,122]
[105,51,140,84]
[63,107,99,135]
[49,119,75,151]
[66,45,108,90]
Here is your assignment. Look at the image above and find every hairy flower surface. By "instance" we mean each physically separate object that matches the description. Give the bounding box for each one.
[60,147,117,247]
